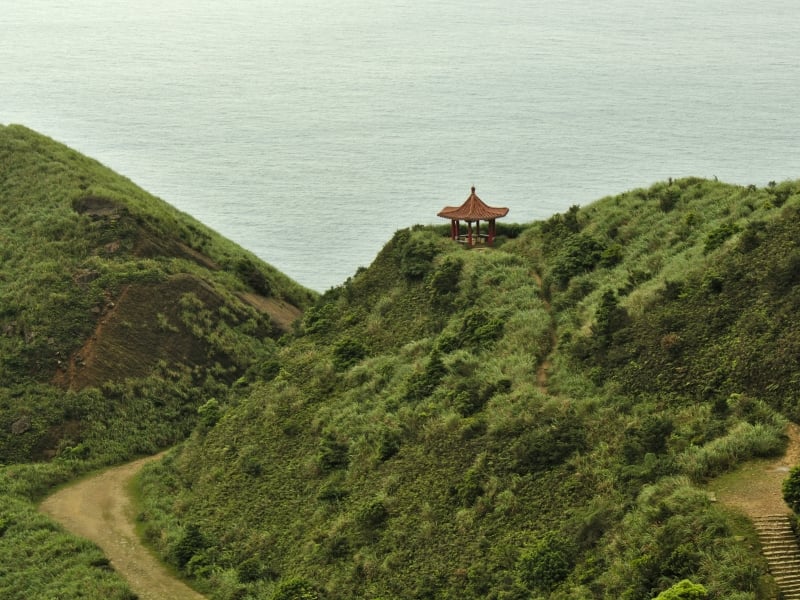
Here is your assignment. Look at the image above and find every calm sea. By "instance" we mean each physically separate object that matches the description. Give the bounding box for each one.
[2,1,799,291]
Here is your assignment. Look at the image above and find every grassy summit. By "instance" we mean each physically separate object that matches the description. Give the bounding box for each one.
[136,177,800,598]
[0,124,314,599]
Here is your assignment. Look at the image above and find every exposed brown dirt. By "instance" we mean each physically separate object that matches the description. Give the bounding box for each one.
[40,453,207,600]
[53,276,223,390]
[239,291,302,333]
[711,423,800,517]
[54,277,301,392]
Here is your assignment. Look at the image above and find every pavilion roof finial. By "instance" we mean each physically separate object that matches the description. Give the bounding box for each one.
[471,186,476,194]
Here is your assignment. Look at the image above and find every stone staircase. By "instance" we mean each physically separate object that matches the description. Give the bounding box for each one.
[753,515,800,599]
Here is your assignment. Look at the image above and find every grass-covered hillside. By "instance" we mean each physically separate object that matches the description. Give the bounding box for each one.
[137,176,800,599]
[0,124,315,599]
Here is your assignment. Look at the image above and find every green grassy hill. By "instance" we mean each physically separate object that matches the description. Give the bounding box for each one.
[135,177,800,599]
[3,124,800,599]
[0,124,315,599]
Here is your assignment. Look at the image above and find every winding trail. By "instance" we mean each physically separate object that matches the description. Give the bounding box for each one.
[40,453,206,600]
[712,423,800,517]
[711,423,800,599]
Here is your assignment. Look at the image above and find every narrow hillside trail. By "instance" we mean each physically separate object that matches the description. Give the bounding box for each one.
[712,423,800,517]
[531,270,557,393]
[40,453,207,600]
[711,423,800,599]
[528,268,800,595]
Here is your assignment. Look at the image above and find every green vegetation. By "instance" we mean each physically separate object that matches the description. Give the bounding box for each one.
[133,177,800,599]
[0,495,136,600]
[784,465,800,514]
[4,125,800,599]
[0,124,315,596]
[652,579,708,600]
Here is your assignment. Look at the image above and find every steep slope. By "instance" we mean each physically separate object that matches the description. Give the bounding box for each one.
[0,125,315,598]
[0,124,315,463]
[138,178,800,599]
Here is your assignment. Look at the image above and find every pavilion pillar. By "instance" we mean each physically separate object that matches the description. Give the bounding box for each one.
[467,221,473,246]
[488,219,496,245]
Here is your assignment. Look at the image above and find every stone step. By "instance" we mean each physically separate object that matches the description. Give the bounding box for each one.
[764,552,800,561]
[761,537,797,550]
[761,540,799,548]
[764,555,800,563]
[753,514,800,599]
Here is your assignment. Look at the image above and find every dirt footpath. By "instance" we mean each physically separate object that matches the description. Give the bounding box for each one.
[40,453,206,600]
[712,422,800,517]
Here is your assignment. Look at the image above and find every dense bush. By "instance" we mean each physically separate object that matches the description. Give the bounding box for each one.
[783,465,800,513]
[427,255,463,305]
[404,349,447,401]
[591,289,629,350]
[396,229,440,280]
[658,185,682,212]
[704,221,742,253]
[510,417,586,474]
[197,397,220,430]
[270,578,321,600]
[651,579,708,599]
[550,233,606,287]
[332,337,367,371]
[517,532,573,593]
[439,308,504,352]
[317,432,350,472]
[171,523,205,570]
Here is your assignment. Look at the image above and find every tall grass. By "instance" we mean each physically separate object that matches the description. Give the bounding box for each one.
[678,421,786,481]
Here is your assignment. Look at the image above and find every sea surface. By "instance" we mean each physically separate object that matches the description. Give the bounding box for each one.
[2,1,799,291]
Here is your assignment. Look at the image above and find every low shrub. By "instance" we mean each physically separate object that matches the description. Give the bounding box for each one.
[317,433,350,472]
[517,532,573,593]
[270,577,321,600]
[510,417,586,474]
[651,579,708,599]
[550,234,605,287]
[171,523,205,570]
[703,222,742,254]
[783,465,800,513]
[332,337,367,371]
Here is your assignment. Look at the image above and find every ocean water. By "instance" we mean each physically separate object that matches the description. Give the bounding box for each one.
[2,1,799,291]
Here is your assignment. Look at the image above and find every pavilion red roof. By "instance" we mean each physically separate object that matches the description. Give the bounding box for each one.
[437,187,509,222]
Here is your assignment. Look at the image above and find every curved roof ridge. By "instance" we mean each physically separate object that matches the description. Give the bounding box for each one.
[437,186,509,221]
